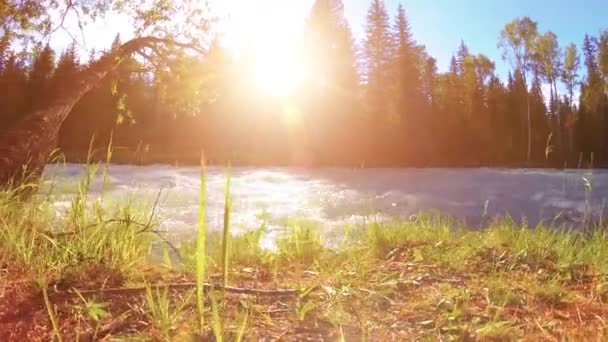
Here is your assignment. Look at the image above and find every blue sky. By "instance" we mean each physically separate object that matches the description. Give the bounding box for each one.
[344,0,607,80]
[52,0,607,87]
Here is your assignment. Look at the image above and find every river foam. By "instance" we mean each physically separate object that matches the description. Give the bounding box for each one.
[42,164,608,233]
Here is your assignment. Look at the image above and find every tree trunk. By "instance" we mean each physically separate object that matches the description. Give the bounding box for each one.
[521,70,531,163]
[0,37,173,189]
[526,93,532,163]
[552,77,563,162]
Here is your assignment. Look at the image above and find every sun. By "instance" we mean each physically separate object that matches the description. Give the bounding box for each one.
[251,43,305,96]
[216,0,312,96]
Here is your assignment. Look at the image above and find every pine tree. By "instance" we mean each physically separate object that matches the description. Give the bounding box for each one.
[507,69,528,161]
[334,24,360,94]
[0,54,27,129]
[447,55,465,126]
[580,34,602,112]
[391,3,421,124]
[54,43,80,85]
[598,31,608,157]
[456,40,470,75]
[420,56,437,109]
[303,0,361,164]
[306,0,359,97]
[26,44,56,112]
[362,0,394,118]
[432,56,467,160]
[599,30,608,89]
[580,34,604,154]
[486,75,509,162]
[462,55,481,123]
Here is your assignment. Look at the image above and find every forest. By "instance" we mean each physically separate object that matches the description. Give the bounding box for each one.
[1,0,608,168]
[5,1,608,340]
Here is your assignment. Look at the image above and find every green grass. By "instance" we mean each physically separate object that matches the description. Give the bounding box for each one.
[3,164,608,340]
[0,164,154,278]
[144,284,192,339]
[196,153,207,335]
[277,218,323,265]
[222,167,231,288]
[73,288,109,339]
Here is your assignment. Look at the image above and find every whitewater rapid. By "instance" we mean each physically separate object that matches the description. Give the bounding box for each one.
[42,164,608,236]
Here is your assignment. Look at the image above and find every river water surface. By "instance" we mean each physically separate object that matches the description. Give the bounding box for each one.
[43,164,608,238]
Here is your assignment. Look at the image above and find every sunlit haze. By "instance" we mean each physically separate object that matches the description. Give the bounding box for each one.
[5,0,608,338]
[216,0,314,96]
[52,0,608,87]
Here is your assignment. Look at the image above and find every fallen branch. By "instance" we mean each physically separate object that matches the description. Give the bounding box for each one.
[80,313,132,341]
[60,282,297,297]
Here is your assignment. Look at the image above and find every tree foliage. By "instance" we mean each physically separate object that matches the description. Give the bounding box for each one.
[2,1,608,169]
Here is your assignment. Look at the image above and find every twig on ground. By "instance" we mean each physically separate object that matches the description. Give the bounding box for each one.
[59,283,298,297]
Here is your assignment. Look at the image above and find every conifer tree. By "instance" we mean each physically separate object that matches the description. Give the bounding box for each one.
[597,31,608,155]
[448,55,465,136]
[420,55,438,109]
[486,75,509,161]
[391,4,422,124]
[307,0,359,98]
[507,70,529,161]
[54,43,80,84]
[456,40,471,75]
[0,53,27,128]
[362,0,394,118]
[25,44,56,113]
[579,34,605,154]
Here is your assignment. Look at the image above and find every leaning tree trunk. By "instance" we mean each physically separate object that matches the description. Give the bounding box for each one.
[0,37,170,189]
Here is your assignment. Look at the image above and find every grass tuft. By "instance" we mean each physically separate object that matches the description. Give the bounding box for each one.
[3,164,608,340]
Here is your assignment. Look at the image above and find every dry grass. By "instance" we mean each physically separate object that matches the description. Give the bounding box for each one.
[2,166,608,340]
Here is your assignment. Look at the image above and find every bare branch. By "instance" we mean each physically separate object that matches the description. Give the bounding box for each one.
[60,283,298,297]
[135,50,161,69]
[48,0,74,36]
[72,1,88,49]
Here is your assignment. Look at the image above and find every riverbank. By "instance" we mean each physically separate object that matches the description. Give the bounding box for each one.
[2,184,608,340]
[58,147,604,169]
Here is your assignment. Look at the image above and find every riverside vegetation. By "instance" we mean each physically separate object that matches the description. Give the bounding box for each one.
[2,163,608,340]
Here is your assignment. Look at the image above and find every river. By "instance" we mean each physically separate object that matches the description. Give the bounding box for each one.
[42,164,608,238]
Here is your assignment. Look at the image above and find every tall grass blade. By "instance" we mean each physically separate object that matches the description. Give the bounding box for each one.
[86,134,96,165]
[210,293,223,342]
[196,152,207,334]
[101,130,114,198]
[41,280,63,342]
[222,166,232,287]
[235,307,250,342]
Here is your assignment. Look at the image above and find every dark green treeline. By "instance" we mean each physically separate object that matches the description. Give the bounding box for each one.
[1,1,608,167]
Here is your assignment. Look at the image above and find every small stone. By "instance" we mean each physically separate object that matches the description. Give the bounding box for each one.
[303,270,318,277]
[419,320,435,328]
[241,267,255,273]
[322,285,336,296]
